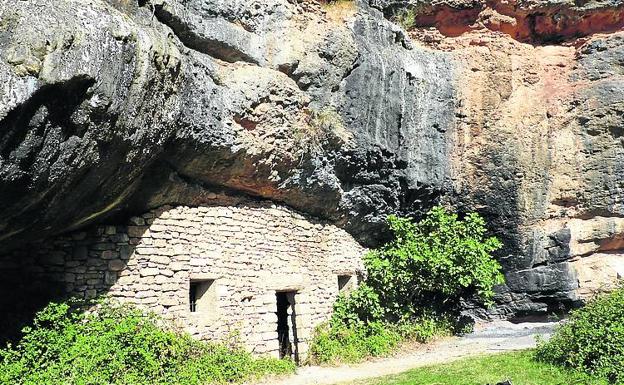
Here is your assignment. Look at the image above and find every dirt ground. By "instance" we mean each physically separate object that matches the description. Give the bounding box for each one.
[253,321,557,385]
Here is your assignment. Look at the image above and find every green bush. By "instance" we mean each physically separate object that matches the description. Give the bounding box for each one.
[0,300,294,385]
[309,314,457,365]
[366,207,504,321]
[335,206,504,325]
[310,206,503,364]
[309,321,401,364]
[535,288,624,384]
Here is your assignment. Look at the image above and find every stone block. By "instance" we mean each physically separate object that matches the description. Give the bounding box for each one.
[505,263,579,293]
[153,239,169,247]
[151,255,171,265]
[92,243,114,251]
[136,290,157,299]
[115,275,135,286]
[128,226,148,238]
[108,260,126,271]
[71,265,87,274]
[111,233,130,243]
[129,216,145,226]
[101,250,117,259]
[135,247,159,256]
[151,232,172,240]
[104,271,118,285]
[161,297,179,307]
[155,275,169,284]
[169,262,187,272]
[149,224,169,232]
[161,283,180,292]
[140,268,160,277]
[119,245,132,260]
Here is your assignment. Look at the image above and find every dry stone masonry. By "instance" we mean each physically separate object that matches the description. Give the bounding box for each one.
[1,202,365,359]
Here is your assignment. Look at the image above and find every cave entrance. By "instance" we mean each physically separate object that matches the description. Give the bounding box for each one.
[275,291,299,363]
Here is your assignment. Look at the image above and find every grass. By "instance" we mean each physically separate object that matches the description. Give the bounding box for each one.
[321,0,357,23]
[344,351,608,385]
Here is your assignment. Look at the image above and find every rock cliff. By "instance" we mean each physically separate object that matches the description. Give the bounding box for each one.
[1,0,624,317]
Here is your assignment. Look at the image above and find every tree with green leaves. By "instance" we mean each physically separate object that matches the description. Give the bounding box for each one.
[364,206,504,321]
[312,207,504,363]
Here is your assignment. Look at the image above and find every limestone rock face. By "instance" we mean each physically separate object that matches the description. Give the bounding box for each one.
[1,0,624,316]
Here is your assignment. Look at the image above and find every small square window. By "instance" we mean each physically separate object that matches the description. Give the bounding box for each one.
[189,279,216,313]
[338,275,355,293]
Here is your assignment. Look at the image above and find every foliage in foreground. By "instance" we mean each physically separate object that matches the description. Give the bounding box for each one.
[349,350,607,385]
[536,288,624,384]
[0,300,294,385]
[309,314,456,364]
[310,206,504,364]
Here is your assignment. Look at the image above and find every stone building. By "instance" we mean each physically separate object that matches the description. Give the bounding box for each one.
[0,201,365,361]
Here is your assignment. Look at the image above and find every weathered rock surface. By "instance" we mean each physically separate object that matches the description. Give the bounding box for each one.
[1,0,624,317]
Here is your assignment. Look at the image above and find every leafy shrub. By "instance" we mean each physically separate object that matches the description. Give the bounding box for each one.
[332,283,385,325]
[393,314,460,342]
[535,288,624,384]
[309,313,457,365]
[0,300,294,385]
[366,207,504,321]
[309,321,401,364]
[310,206,503,364]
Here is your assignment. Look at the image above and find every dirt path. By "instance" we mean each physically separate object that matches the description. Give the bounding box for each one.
[254,321,557,385]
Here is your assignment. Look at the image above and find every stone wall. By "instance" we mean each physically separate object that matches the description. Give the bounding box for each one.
[0,202,365,358]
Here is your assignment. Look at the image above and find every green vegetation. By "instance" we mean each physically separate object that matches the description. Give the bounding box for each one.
[0,300,294,385]
[310,313,456,364]
[394,8,420,30]
[295,106,351,154]
[345,351,607,385]
[310,206,504,364]
[536,288,624,384]
[310,321,402,364]
[366,209,504,318]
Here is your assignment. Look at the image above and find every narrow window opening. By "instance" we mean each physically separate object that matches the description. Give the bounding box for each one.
[338,275,354,293]
[189,279,216,313]
[189,282,199,312]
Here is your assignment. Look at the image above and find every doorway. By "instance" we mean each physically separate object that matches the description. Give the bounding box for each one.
[275,291,299,363]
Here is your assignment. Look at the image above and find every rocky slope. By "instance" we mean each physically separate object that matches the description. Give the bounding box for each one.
[1,0,623,317]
